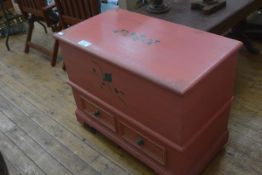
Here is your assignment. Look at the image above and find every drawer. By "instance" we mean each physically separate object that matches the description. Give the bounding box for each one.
[80,96,117,132]
[119,122,166,165]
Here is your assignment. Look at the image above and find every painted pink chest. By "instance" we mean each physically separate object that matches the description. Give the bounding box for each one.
[55,9,242,175]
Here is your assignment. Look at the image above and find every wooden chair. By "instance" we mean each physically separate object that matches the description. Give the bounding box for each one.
[16,0,59,66]
[54,0,101,69]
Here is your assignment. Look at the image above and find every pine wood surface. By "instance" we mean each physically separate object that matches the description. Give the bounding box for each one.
[0,23,262,175]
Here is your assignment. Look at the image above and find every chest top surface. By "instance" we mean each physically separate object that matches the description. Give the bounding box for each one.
[55,9,242,95]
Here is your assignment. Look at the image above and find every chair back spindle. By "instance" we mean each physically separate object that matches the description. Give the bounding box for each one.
[55,0,100,27]
[17,0,47,17]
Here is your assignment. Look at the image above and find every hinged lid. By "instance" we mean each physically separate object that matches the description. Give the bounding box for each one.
[55,9,242,95]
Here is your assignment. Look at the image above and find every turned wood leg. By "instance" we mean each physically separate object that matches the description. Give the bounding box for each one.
[24,17,35,53]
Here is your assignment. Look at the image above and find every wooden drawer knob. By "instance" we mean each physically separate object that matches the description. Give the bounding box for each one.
[93,110,101,117]
[136,138,144,146]
[103,73,112,82]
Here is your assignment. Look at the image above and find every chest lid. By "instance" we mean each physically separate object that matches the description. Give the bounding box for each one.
[55,9,242,95]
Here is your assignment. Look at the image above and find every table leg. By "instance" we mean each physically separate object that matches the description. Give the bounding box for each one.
[227,20,260,54]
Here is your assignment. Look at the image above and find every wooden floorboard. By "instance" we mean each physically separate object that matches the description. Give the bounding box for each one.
[0,22,262,175]
[5,158,22,175]
[0,94,101,175]
[0,127,46,175]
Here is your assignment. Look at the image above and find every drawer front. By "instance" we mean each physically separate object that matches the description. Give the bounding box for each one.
[80,96,117,132]
[119,122,166,165]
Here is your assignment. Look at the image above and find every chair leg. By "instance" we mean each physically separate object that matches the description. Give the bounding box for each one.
[24,17,35,53]
[51,40,59,67]
[37,20,48,34]
[5,21,10,51]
